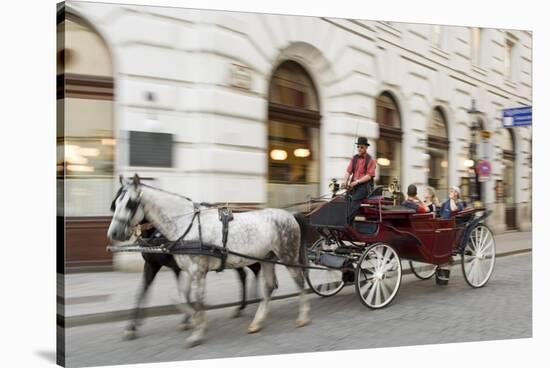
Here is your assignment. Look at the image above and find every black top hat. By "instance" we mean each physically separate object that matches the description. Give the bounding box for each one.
[355,137,370,146]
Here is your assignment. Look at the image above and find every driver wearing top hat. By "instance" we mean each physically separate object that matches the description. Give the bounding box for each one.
[343,136,376,222]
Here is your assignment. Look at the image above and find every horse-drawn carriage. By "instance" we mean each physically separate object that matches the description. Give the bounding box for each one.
[304,180,495,309]
[106,175,495,345]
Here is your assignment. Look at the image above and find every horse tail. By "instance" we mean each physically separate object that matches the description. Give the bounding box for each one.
[293,213,309,269]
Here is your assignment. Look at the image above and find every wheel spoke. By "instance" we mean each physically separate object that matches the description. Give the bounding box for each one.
[365,280,376,304]
[472,262,479,285]
[479,238,494,255]
[480,228,489,249]
[379,278,391,302]
[467,258,477,280]
[379,250,394,273]
[466,239,476,253]
[374,247,384,271]
[374,281,382,306]
[478,259,489,280]
[464,254,476,266]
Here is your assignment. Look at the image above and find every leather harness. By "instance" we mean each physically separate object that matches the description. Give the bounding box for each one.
[162,204,233,272]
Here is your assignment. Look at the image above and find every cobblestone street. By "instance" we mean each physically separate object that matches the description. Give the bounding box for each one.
[65,253,532,368]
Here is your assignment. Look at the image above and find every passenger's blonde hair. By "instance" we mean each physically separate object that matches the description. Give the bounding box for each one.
[425,186,440,206]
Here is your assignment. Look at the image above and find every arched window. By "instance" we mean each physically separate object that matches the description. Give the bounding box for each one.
[375,92,402,186]
[58,8,116,271]
[57,11,115,216]
[267,61,321,208]
[427,107,450,199]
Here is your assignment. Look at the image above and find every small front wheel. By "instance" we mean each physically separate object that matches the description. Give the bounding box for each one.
[306,238,345,297]
[461,225,496,288]
[355,243,402,309]
[409,261,437,280]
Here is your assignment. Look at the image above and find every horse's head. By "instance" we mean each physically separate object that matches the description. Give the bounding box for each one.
[107,174,146,242]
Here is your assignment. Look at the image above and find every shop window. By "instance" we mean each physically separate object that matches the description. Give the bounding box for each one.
[267,61,321,208]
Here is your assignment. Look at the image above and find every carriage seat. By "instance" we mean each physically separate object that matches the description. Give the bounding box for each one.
[380,205,416,214]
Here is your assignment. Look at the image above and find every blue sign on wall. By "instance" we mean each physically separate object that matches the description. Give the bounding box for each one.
[502,106,532,127]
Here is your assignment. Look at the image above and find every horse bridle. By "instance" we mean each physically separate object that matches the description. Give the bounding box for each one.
[111,187,144,229]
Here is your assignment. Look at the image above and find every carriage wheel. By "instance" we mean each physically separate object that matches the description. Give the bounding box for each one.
[408,261,437,280]
[355,243,402,309]
[306,237,345,297]
[461,225,496,288]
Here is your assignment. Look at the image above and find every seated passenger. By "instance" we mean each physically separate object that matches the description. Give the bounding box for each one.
[423,186,440,213]
[401,184,429,213]
[439,186,465,219]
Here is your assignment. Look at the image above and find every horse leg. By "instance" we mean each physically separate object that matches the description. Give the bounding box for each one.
[175,271,195,331]
[124,261,161,340]
[232,267,247,318]
[169,267,192,331]
[248,262,261,300]
[248,262,276,334]
[185,272,208,347]
[287,265,310,328]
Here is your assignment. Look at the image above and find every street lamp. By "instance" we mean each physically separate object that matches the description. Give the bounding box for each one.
[467,99,483,205]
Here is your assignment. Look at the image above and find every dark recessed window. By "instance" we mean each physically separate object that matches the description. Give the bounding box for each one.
[129,131,173,168]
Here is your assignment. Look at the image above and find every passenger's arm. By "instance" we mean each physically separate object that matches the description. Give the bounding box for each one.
[450,198,458,212]
[417,203,429,213]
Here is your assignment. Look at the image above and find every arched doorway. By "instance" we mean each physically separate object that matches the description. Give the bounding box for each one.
[427,107,450,200]
[375,92,402,186]
[267,61,321,209]
[57,8,115,271]
[501,129,516,229]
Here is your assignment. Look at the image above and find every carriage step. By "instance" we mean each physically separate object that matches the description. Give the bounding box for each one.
[318,253,348,269]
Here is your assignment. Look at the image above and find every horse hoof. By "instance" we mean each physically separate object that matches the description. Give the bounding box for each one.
[178,322,192,331]
[185,337,203,348]
[247,323,262,334]
[296,318,310,328]
[123,329,137,340]
[232,307,243,318]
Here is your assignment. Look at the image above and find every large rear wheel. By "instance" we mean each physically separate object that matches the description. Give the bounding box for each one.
[355,243,402,309]
[461,225,496,288]
[306,238,345,297]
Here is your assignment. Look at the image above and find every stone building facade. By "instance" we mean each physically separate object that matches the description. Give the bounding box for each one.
[58,1,532,270]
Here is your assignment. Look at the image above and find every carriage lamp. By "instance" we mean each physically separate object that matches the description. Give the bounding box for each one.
[329,178,340,197]
[464,159,475,168]
[377,157,391,166]
[388,177,401,206]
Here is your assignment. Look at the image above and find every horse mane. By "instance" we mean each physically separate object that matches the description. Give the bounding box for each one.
[140,183,194,203]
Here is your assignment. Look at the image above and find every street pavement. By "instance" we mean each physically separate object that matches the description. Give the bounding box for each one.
[63,251,532,367]
[62,231,532,327]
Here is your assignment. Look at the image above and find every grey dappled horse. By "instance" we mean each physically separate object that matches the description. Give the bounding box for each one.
[118,223,261,340]
[107,174,311,347]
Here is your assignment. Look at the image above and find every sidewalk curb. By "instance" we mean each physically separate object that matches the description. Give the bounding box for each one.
[63,248,531,328]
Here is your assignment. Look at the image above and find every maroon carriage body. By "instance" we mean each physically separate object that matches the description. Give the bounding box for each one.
[309,195,481,266]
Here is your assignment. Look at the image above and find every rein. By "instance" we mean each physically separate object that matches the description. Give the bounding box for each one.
[163,203,203,252]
